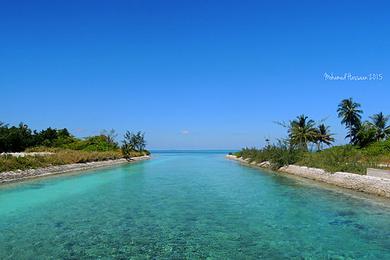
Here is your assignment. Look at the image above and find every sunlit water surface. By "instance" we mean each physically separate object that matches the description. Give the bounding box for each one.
[1,151,390,259]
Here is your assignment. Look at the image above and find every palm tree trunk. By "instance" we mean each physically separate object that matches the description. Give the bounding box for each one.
[350,129,353,143]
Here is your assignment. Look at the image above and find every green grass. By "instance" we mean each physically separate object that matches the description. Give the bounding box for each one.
[0,148,151,173]
[362,138,390,158]
[235,140,390,174]
[0,149,123,172]
[298,141,390,174]
[296,146,370,174]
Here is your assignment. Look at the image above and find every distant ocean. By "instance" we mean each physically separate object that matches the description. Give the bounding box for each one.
[150,149,238,154]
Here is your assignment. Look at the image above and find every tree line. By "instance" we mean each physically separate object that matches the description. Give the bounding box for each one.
[0,122,149,157]
[283,97,390,151]
[337,98,390,147]
[236,98,390,173]
[0,123,74,152]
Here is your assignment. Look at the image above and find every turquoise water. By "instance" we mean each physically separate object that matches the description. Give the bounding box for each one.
[1,152,390,259]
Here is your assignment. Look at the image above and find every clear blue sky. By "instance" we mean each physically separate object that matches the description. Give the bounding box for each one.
[1,0,389,149]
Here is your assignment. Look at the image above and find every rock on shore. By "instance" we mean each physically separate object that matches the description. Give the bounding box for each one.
[0,152,54,157]
[226,154,390,198]
[0,155,151,184]
[226,154,271,168]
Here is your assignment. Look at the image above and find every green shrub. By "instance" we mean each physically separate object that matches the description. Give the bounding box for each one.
[236,142,305,170]
[234,142,390,174]
[268,145,305,170]
[62,135,118,151]
[362,139,390,156]
[0,149,123,172]
[121,131,148,159]
[296,145,375,174]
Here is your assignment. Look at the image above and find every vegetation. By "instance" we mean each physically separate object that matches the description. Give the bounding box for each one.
[235,98,390,174]
[337,98,363,143]
[370,112,390,141]
[0,123,119,153]
[121,131,150,159]
[235,141,304,170]
[0,122,150,172]
[0,149,122,172]
[315,124,335,151]
[297,145,376,174]
[288,115,317,151]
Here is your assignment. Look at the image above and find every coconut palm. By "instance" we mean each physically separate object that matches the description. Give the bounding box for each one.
[337,98,363,143]
[347,121,362,145]
[369,112,390,141]
[288,115,317,151]
[355,122,376,147]
[315,124,335,151]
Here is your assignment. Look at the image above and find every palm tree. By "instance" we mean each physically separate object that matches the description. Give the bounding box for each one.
[354,121,376,147]
[337,98,363,143]
[370,112,390,141]
[288,115,317,151]
[315,124,335,151]
[347,121,362,145]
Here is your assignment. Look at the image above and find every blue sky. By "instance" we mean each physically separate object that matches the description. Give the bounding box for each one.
[1,0,389,149]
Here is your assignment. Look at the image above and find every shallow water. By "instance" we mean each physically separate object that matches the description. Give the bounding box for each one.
[0,151,390,259]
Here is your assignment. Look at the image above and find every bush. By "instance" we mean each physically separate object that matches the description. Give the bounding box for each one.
[234,142,389,174]
[0,149,123,172]
[296,145,376,174]
[0,121,121,153]
[0,123,34,152]
[236,142,305,170]
[121,131,148,159]
[268,144,305,170]
[61,135,118,151]
[362,139,390,156]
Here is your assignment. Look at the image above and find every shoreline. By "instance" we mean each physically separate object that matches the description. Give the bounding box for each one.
[0,155,151,185]
[226,154,390,198]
